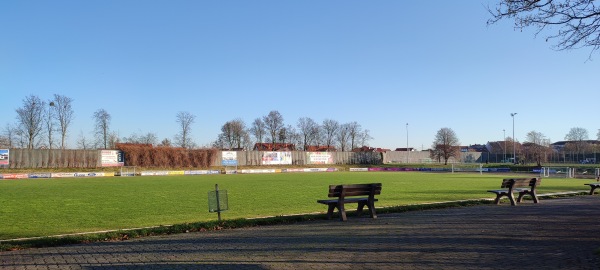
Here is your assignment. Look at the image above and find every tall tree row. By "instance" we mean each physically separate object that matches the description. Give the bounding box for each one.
[213,110,372,151]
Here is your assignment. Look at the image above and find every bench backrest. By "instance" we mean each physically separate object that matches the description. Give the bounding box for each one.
[500,178,541,189]
[327,183,382,198]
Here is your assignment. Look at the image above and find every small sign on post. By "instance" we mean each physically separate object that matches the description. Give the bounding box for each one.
[208,184,228,221]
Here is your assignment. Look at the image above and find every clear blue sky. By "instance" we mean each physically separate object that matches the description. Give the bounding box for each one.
[1,1,598,150]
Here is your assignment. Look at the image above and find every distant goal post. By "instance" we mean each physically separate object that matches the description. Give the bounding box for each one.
[120,166,137,177]
[451,163,483,174]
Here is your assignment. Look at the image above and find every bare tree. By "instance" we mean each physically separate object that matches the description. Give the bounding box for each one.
[597,129,600,140]
[488,0,600,55]
[263,110,284,144]
[3,123,15,148]
[0,135,8,148]
[52,94,74,149]
[218,119,248,150]
[159,138,172,147]
[77,130,90,150]
[14,125,27,148]
[140,132,158,145]
[566,127,590,141]
[108,131,119,149]
[321,119,339,149]
[564,127,590,156]
[175,111,196,149]
[249,118,266,145]
[337,123,352,151]
[15,95,45,149]
[297,117,320,150]
[123,132,158,145]
[524,130,551,166]
[44,100,56,149]
[278,124,298,147]
[431,127,460,165]
[359,129,373,147]
[93,108,111,149]
[347,121,363,150]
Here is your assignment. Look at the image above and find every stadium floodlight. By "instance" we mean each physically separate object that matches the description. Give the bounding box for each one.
[511,113,517,164]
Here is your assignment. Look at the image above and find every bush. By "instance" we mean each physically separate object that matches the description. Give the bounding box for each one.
[115,143,217,168]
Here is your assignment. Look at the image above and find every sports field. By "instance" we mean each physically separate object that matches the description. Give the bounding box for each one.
[0,172,591,240]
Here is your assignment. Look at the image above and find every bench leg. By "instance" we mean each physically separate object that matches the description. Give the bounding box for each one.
[590,186,598,195]
[517,191,539,204]
[338,202,347,221]
[356,201,365,217]
[355,200,377,219]
[326,204,336,220]
[508,193,517,206]
[493,193,503,205]
[367,200,377,219]
[532,192,539,203]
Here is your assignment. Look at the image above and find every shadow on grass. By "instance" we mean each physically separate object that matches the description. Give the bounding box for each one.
[0,192,587,252]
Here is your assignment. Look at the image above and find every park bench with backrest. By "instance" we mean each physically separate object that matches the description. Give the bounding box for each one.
[487,177,541,206]
[317,183,381,221]
[584,182,600,195]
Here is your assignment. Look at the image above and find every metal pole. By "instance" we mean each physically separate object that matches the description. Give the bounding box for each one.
[503,129,506,163]
[406,123,409,164]
[215,184,221,221]
[511,113,517,164]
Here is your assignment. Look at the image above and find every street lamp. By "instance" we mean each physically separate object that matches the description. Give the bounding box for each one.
[511,113,517,164]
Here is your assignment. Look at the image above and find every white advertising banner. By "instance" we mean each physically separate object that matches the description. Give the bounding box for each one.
[101,150,124,167]
[306,152,333,164]
[261,152,292,165]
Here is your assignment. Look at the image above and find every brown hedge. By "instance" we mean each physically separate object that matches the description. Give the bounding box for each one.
[115,143,217,168]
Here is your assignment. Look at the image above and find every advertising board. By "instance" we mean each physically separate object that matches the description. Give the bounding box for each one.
[0,149,9,165]
[101,150,124,167]
[306,152,333,164]
[222,151,238,166]
[261,152,292,165]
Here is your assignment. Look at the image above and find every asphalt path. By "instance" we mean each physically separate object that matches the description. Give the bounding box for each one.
[2,195,600,269]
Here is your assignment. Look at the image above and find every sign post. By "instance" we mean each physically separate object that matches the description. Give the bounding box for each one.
[208,184,228,221]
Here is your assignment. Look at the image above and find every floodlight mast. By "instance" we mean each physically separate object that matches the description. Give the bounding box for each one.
[510,113,517,164]
[503,129,506,163]
[406,123,409,164]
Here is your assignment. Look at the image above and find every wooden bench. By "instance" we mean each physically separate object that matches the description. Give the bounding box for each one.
[317,183,381,221]
[584,182,600,195]
[487,178,541,206]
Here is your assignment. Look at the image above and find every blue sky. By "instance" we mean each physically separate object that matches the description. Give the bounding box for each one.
[1,1,598,150]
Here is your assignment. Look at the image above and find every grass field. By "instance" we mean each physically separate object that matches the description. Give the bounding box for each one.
[0,172,592,240]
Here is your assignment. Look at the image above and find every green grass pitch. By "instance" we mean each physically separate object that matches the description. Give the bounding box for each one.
[0,172,591,240]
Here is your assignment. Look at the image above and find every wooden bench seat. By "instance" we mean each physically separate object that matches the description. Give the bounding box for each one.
[487,178,541,206]
[317,183,381,221]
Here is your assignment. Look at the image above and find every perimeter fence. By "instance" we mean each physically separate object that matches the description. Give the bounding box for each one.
[6,148,596,169]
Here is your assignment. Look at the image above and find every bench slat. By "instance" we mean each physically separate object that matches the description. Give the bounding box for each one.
[500,178,541,188]
[317,198,379,205]
[328,183,382,197]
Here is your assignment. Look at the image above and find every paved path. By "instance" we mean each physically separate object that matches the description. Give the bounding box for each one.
[2,196,600,269]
